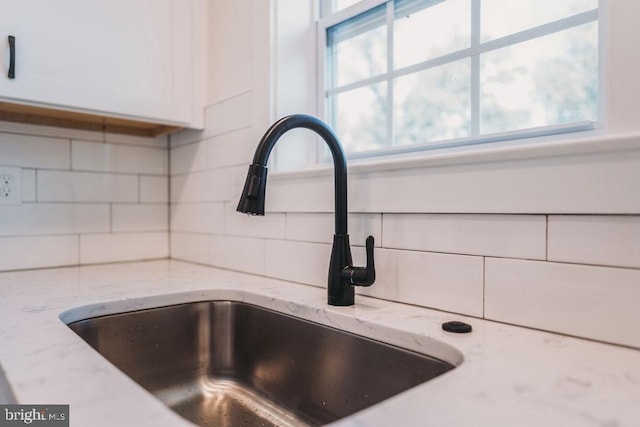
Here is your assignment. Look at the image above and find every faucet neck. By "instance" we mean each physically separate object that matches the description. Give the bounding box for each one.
[239,114,376,306]
[252,115,348,235]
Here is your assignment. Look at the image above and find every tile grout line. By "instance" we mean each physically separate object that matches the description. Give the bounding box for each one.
[167,133,173,260]
[482,256,486,319]
[379,212,384,248]
[77,233,81,266]
[34,169,39,203]
[545,214,549,261]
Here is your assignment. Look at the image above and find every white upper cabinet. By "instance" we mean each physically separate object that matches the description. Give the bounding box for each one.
[0,0,199,126]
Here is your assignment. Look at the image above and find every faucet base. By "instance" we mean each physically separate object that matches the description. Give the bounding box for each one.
[328,234,355,306]
[328,293,355,306]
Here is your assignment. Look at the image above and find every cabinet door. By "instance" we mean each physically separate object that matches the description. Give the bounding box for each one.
[0,0,192,124]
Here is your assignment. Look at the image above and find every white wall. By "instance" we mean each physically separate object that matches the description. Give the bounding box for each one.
[170,0,640,350]
[0,121,169,271]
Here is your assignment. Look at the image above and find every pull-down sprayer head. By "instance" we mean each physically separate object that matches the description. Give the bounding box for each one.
[237,164,268,216]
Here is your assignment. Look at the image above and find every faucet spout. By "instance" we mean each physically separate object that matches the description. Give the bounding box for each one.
[237,114,375,306]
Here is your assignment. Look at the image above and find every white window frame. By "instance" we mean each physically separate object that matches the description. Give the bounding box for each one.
[268,1,640,216]
[316,0,601,161]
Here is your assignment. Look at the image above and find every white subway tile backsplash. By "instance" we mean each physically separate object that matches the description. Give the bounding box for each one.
[383,214,546,259]
[170,140,208,176]
[225,204,286,239]
[354,215,383,246]
[170,169,231,203]
[267,151,640,214]
[285,213,332,243]
[21,169,36,202]
[286,213,382,246]
[0,133,70,169]
[140,176,168,203]
[0,122,169,272]
[211,235,264,275]
[0,204,110,236]
[0,235,78,271]
[548,216,640,268]
[267,173,333,213]
[366,151,640,213]
[485,258,640,348]
[208,128,255,168]
[112,204,168,232]
[265,239,331,287]
[359,249,484,317]
[38,171,139,203]
[80,232,168,264]
[171,232,211,265]
[72,141,167,175]
[171,203,225,234]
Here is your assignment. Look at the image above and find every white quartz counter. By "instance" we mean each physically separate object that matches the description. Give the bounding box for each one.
[0,260,638,426]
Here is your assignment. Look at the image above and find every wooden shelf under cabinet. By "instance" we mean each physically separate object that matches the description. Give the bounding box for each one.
[0,102,180,137]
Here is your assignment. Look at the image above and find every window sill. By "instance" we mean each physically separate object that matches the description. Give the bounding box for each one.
[270,129,640,180]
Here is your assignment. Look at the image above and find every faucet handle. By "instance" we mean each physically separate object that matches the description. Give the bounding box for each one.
[341,236,376,287]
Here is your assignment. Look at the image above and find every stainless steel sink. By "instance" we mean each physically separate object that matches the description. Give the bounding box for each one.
[68,301,454,426]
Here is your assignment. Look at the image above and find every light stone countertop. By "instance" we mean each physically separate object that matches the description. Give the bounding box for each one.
[0,260,638,426]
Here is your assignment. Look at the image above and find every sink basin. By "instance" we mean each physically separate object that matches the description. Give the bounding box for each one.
[68,301,454,426]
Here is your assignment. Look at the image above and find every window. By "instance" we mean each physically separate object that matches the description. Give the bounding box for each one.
[318,0,599,159]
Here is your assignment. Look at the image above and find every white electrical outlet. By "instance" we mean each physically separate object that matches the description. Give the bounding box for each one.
[0,166,22,205]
